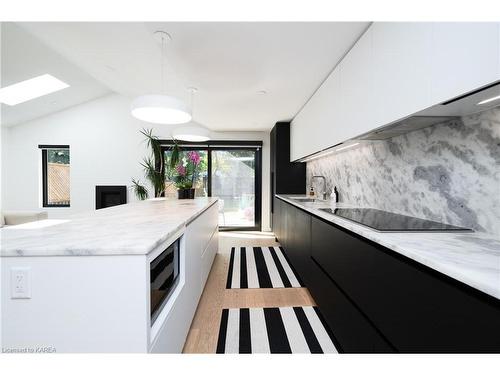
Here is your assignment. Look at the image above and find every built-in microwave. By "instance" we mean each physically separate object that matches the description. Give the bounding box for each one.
[150,238,180,324]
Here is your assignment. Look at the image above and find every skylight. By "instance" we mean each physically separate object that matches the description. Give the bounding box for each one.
[0,74,69,106]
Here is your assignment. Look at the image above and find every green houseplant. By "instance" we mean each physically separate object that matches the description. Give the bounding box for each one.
[131,128,181,200]
[131,178,148,200]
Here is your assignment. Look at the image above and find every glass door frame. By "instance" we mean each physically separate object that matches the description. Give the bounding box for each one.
[160,140,262,231]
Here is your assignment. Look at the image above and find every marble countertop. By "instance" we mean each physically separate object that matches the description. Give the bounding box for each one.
[277,195,500,300]
[0,197,218,257]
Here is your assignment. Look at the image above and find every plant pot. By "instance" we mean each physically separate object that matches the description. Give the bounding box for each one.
[177,188,195,199]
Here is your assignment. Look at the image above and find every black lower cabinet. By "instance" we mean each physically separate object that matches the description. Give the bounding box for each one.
[311,216,500,353]
[275,197,500,353]
[306,259,394,352]
[276,197,393,352]
[272,198,290,247]
[283,202,311,279]
[272,197,282,242]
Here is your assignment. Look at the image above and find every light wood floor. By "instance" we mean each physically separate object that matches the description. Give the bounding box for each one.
[183,231,316,353]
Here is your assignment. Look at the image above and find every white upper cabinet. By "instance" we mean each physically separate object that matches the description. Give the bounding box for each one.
[291,60,344,160]
[430,22,500,104]
[291,30,373,160]
[339,29,374,141]
[290,22,500,161]
[371,22,433,127]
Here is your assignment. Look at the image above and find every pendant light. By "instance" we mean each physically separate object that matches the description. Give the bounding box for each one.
[171,124,211,142]
[172,87,211,142]
[131,31,191,124]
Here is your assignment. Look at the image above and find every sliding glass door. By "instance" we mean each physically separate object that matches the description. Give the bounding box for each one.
[211,149,257,229]
[163,142,262,231]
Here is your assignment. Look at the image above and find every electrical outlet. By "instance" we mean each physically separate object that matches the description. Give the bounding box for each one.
[11,267,31,299]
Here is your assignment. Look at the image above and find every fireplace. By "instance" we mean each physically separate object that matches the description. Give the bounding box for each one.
[95,186,127,210]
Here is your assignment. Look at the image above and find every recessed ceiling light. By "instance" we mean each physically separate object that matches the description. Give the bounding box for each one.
[477,94,500,106]
[257,90,267,95]
[0,74,69,106]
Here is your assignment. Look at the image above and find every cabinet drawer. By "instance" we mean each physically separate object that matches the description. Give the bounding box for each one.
[306,259,393,353]
[201,229,218,289]
[311,217,500,352]
[186,202,218,256]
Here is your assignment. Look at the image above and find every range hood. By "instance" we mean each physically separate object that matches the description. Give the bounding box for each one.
[358,80,500,141]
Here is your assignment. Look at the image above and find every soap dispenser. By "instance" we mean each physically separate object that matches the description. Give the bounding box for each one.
[309,186,315,197]
[333,186,339,203]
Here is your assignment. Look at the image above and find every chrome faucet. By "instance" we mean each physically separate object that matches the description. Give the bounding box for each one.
[312,175,327,200]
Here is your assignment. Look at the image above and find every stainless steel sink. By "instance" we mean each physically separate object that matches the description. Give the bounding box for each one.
[291,198,318,203]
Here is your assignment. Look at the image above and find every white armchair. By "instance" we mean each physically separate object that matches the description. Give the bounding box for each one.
[1,210,48,227]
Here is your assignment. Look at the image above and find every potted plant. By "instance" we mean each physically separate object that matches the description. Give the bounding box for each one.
[172,151,202,199]
[131,128,181,201]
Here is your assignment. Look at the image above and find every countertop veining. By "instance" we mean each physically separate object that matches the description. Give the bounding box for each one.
[0,197,219,257]
[276,194,500,300]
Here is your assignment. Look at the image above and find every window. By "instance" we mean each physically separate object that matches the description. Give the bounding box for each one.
[40,145,70,207]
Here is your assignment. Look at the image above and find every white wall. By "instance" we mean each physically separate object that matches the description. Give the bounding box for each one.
[2,93,271,231]
[1,126,8,210]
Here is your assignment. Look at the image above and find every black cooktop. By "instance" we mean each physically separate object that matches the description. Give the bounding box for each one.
[319,208,472,232]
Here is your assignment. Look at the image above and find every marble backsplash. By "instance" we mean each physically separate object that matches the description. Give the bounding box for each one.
[306,106,500,237]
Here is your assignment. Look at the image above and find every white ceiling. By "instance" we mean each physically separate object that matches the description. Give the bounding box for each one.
[9,22,369,131]
[1,22,110,127]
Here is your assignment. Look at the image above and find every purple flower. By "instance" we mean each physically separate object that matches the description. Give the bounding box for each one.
[176,164,186,176]
[187,151,201,166]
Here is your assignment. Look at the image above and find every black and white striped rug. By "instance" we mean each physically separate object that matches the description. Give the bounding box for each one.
[216,306,338,353]
[226,246,303,289]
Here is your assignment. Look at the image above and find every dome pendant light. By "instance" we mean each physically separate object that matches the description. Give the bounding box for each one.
[172,87,211,142]
[130,31,191,124]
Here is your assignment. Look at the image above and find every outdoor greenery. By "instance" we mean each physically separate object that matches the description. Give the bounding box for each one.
[211,149,254,175]
[47,149,70,164]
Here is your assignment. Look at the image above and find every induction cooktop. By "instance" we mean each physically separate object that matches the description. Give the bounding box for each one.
[319,208,473,232]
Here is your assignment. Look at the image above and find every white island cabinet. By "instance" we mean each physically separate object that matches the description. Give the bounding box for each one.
[0,197,219,353]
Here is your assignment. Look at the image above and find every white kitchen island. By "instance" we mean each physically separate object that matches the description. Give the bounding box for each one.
[0,197,219,353]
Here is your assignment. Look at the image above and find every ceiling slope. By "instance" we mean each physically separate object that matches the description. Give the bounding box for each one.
[16,22,369,131]
[1,22,111,127]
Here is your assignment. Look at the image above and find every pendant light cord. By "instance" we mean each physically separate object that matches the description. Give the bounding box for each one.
[191,89,195,121]
[160,33,165,94]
